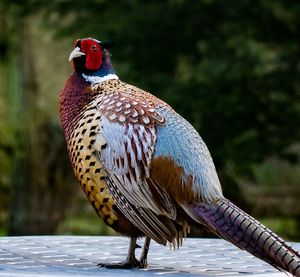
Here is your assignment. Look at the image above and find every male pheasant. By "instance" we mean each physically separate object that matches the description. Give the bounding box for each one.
[60,38,300,276]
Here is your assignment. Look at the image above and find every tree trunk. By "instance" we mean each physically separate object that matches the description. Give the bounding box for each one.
[0,7,74,235]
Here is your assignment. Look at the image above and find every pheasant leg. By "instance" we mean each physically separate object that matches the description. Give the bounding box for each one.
[138,236,151,268]
[98,237,147,269]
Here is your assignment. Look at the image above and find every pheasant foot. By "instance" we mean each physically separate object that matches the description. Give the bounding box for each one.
[98,237,150,269]
[98,257,146,269]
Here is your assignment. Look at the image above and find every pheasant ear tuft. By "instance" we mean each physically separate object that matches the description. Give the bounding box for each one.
[74,39,81,47]
[101,40,114,49]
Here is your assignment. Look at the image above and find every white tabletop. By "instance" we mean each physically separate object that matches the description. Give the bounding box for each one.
[0,236,298,276]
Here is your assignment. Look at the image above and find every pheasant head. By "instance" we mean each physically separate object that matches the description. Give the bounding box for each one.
[69,38,116,83]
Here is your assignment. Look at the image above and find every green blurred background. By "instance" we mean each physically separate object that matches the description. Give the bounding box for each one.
[0,0,299,240]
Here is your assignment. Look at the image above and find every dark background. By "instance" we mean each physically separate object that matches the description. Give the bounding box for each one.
[0,0,299,240]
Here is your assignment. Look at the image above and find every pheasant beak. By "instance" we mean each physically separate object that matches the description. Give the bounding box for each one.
[69,47,86,61]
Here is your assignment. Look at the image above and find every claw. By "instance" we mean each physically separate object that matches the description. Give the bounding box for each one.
[97,237,150,270]
[97,258,146,269]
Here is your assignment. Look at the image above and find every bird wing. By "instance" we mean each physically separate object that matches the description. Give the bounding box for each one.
[91,81,178,243]
[98,116,176,216]
[153,105,223,203]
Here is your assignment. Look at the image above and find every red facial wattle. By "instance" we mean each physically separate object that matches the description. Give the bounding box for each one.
[80,39,103,70]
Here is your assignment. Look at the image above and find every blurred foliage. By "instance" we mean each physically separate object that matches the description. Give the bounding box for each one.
[261,218,299,241]
[0,0,299,239]
[56,191,116,236]
[251,145,300,188]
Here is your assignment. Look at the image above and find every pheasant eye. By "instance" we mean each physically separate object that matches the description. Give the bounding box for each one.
[91,45,98,51]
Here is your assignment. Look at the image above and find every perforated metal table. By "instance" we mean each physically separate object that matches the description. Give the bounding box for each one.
[0,236,298,276]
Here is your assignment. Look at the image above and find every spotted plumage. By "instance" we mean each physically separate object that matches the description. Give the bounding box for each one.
[67,102,117,226]
[60,38,300,275]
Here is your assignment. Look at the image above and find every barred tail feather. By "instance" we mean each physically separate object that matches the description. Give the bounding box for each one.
[184,198,300,276]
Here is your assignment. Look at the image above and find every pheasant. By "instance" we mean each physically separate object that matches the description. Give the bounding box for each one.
[60,37,300,276]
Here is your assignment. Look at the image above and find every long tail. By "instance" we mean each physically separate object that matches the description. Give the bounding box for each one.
[183,198,300,276]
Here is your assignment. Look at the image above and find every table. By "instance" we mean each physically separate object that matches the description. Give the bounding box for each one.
[0,236,298,276]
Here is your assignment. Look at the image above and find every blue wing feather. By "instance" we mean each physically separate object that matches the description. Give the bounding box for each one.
[154,106,223,202]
